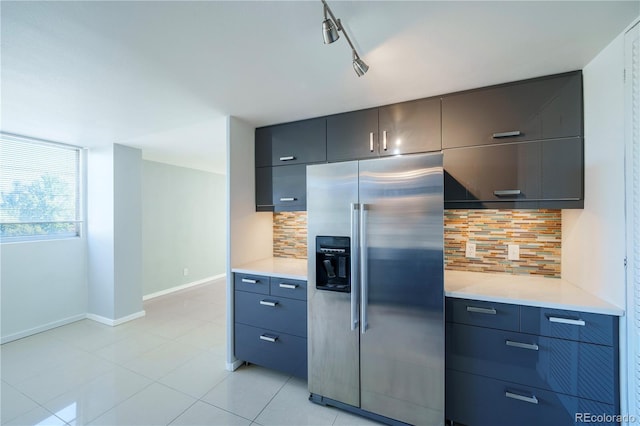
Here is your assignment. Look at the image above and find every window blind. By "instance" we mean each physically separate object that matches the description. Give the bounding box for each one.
[0,135,82,241]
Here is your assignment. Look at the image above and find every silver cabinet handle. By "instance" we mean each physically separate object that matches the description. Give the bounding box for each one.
[506,340,539,351]
[259,334,277,343]
[505,391,538,404]
[382,130,388,151]
[279,197,297,202]
[466,306,497,315]
[360,203,368,334]
[369,132,374,152]
[279,283,298,289]
[548,316,586,326]
[350,203,360,331]
[259,300,278,307]
[279,156,295,161]
[241,278,258,284]
[492,131,522,138]
[494,190,522,196]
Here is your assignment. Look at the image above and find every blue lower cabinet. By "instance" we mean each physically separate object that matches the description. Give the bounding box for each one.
[233,273,308,378]
[446,323,616,405]
[235,323,307,379]
[446,369,616,426]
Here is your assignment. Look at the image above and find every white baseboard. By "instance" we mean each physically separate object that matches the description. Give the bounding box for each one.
[1,313,86,344]
[143,273,226,301]
[226,359,244,372]
[87,310,146,327]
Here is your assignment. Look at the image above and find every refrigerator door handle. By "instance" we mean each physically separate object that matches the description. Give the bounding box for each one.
[360,203,368,334]
[350,203,360,331]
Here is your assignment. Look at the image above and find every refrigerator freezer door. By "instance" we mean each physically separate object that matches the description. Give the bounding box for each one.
[358,153,444,425]
[307,161,360,408]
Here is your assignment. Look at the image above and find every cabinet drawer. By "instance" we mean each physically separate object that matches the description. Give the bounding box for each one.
[235,291,307,337]
[446,323,616,404]
[442,71,582,149]
[449,298,519,331]
[446,369,615,426]
[521,307,617,346]
[270,278,307,301]
[234,273,270,294]
[234,323,307,379]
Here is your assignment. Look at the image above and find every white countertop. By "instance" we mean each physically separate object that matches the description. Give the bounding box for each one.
[231,258,624,316]
[445,270,624,316]
[232,257,308,281]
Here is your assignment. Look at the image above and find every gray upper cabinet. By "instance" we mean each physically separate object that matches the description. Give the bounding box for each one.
[442,71,582,149]
[378,97,441,156]
[326,108,379,162]
[327,99,442,162]
[255,117,326,167]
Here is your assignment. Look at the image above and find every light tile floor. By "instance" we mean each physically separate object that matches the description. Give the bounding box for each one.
[1,279,379,426]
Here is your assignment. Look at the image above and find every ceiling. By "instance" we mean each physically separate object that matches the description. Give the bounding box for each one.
[1,1,638,174]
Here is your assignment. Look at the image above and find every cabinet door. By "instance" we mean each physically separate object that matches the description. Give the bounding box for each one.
[442,71,582,148]
[541,137,583,201]
[272,164,306,211]
[255,118,326,167]
[327,108,379,162]
[255,167,273,211]
[444,141,541,203]
[378,97,441,156]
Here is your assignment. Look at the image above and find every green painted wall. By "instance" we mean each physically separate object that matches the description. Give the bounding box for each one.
[142,160,226,296]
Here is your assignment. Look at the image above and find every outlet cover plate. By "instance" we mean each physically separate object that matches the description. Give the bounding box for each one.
[508,244,520,261]
[465,242,476,258]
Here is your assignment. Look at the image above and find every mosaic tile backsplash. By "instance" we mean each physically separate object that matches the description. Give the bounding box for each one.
[273,209,561,277]
[273,212,308,259]
[445,209,561,277]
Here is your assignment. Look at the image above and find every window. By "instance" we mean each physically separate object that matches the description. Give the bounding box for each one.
[0,134,83,242]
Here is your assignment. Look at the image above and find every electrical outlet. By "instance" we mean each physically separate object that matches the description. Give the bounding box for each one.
[465,242,476,258]
[183,268,189,276]
[508,244,520,261]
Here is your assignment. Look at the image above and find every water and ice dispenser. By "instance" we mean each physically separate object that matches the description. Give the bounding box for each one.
[315,236,351,293]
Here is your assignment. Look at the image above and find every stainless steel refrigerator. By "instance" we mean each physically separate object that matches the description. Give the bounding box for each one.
[307,152,444,426]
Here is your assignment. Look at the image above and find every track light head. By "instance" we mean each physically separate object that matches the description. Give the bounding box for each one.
[352,54,369,77]
[322,17,339,44]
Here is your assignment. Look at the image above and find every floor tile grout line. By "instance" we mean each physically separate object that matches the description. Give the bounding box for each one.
[250,374,294,423]
[195,398,256,424]
[165,398,200,426]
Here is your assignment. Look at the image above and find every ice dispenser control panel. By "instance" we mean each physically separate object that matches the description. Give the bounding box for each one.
[315,236,350,293]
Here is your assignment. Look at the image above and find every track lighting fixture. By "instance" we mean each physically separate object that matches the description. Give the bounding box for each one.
[320,0,369,77]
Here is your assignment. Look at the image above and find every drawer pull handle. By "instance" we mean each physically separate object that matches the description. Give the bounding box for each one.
[279,156,296,161]
[259,334,278,343]
[241,278,259,284]
[279,283,298,289]
[279,197,297,202]
[548,316,586,326]
[466,306,497,315]
[505,391,538,405]
[492,131,522,138]
[369,132,375,152]
[259,300,278,307]
[494,189,522,197]
[506,340,539,351]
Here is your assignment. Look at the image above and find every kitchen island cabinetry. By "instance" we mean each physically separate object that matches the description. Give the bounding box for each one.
[445,297,619,426]
[233,272,307,379]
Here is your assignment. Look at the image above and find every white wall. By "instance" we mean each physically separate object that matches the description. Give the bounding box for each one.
[0,238,87,342]
[226,115,272,370]
[87,145,115,318]
[87,143,143,323]
[113,144,143,319]
[142,160,226,296]
[562,30,627,309]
